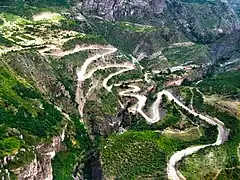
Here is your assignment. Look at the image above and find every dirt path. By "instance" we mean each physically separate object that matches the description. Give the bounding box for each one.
[75,45,118,117]
[56,43,228,180]
[103,67,228,180]
[76,46,118,81]
[103,67,135,92]
[190,88,194,111]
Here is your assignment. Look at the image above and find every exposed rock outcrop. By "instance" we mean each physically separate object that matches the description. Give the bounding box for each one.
[12,136,62,180]
[73,0,239,44]
[76,0,165,21]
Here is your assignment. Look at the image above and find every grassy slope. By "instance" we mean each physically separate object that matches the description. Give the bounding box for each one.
[198,70,240,96]
[0,64,63,139]
[179,86,240,179]
[0,62,65,178]
[100,124,218,180]
[0,1,89,178]
[100,100,218,179]
[162,43,210,65]
[100,131,171,180]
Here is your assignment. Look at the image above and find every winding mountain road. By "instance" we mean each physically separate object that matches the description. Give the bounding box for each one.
[55,44,228,180]
[75,45,118,117]
[102,63,229,180]
[103,67,135,92]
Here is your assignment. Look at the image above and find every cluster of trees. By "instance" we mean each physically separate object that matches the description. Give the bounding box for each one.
[100,131,166,180]
[198,71,240,96]
[108,69,144,85]
[0,65,63,138]
[180,88,192,107]
[0,34,14,47]
[0,101,62,138]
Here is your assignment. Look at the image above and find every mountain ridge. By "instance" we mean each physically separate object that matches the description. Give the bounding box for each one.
[0,0,239,179]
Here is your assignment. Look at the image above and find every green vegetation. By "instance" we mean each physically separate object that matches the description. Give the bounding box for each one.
[0,62,68,171]
[0,137,20,157]
[0,64,63,139]
[99,91,118,115]
[101,91,219,178]
[130,91,217,141]
[0,34,14,47]
[52,115,92,180]
[0,120,36,168]
[100,131,167,179]
[84,88,119,135]
[157,104,182,129]
[179,86,240,179]
[91,19,146,54]
[162,44,209,65]
[0,0,69,18]
[116,21,157,33]
[180,147,228,180]
[198,70,240,96]
[216,167,240,180]
[92,17,188,55]
[100,124,218,180]
[53,151,77,179]
[6,148,35,169]
[180,87,193,106]
[0,1,238,179]
[62,34,107,50]
[197,105,240,167]
[51,51,88,97]
[30,0,69,8]
[129,100,182,131]
[192,88,204,109]
[108,69,144,85]
[0,124,36,169]
[0,6,83,51]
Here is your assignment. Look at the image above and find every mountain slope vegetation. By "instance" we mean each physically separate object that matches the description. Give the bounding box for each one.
[0,0,239,179]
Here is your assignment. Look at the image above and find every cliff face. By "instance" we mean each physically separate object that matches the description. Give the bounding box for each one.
[74,0,239,43]
[0,125,68,180]
[0,135,63,180]
[75,0,165,21]
[13,136,62,180]
[0,0,239,179]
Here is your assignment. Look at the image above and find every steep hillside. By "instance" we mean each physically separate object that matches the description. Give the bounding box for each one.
[76,0,239,43]
[0,0,239,180]
[0,1,94,179]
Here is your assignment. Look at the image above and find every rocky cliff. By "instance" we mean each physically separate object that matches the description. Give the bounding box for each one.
[0,113,69,180]
[0,127,66,180]
[12,136,62,180]
[0,0,240,179]
[74,0,239,43]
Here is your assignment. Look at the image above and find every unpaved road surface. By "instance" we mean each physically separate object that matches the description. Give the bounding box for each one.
[103,67,229,180]
[55,44,229,180]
